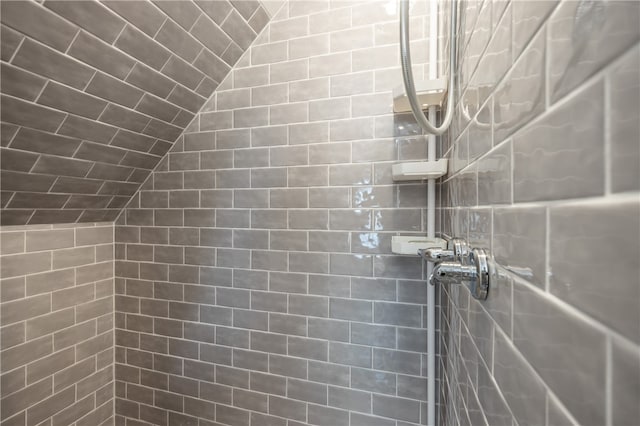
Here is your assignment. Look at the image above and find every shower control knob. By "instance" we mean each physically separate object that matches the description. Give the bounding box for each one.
[448,238,470,262]
[428,248,492,301]
[430,262,476,285]
[466,248,491,300]
[421,248,455,262]
[419,238,469,263]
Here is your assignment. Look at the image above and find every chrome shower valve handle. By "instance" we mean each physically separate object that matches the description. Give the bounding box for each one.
[430,262,476,285]
[420,237,468,263]
[422,248,455,262]
[465,248,491,301]
[422,237,492,301]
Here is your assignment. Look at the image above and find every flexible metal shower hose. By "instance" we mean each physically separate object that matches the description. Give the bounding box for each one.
[400,0,457,135]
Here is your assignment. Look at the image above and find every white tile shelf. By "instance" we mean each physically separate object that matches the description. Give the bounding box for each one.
[391,236,447,255]
[391,159,448,182]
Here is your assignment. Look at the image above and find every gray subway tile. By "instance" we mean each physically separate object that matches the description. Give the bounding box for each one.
[373,348,421,375]
[611,338,640,426]
[351,277,396,301]
[289,209,329,230]
[330,298,372,322]
[329,342,372,368]
[269,312,307,336]
[1,23,23,61]
[329,253,372,276]
[372,394,420,424]
[0,148,38,175]
[513,283,606,425]
[548,0,639,101]
[494,29,545,143]
[477,142,511,205]
[251,290,288,313]
[103,0,165,37]
[475,364,512,426]
[289,294,328,318]
[2,335,53,372]
[308,404,349,426]
[287,378,327,404]
[308,360,350,387]
[1,0,77,51]
[513,81,604,202]
[610,46,640,193]
[549,200,640,343]
[374,301,421,328]
[45,0,125,43]
[268,395,306,422]
[351,323,396,349]
[328,386,371,413]
[397,374,427,402]
[126,62,176,99]
[269,354,307,379]
[289,122,329,145]
[1,63,47,101]
[251,371,286,396]
[493,207,546,287]
[288,336,328,362]
[351,413,395,426]
[1,252,52,279]
[308,318,349,343]
[493,331,546,426]
[1,94,66,133]
[2,376,55,422]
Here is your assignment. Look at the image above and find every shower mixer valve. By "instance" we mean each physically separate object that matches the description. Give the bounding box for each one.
[422,238,469,262]
[419,238,493,301]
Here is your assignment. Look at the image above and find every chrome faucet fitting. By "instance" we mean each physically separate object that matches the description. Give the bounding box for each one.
[420,238,469,263]
[422,248,455,263]
[430,262,477,286]
[421,237,492,301]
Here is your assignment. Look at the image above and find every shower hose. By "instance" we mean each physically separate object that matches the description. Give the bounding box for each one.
[399,0,457,135]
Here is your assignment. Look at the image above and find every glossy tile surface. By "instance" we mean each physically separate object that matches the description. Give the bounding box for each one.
[442,1,640,425]
[493,207,546,287]
[610,46,640,193]
[0,223,115,426]
[548,0,640,102]
[513,282,606,425]
[113,1,432,425]
[611,339,640,426]
[513,81,605,202]
[550,200,640,343]
[0,0,269,225]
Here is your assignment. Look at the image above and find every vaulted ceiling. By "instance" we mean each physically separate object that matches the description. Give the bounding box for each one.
[0,0,271,225]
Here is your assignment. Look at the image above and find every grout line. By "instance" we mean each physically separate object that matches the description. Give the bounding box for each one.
[603,72,612,196]
[605,335,613,426]
[544,207,550,293]
[64,28,82,55]
[10,21,201,117]
[152,17,169,40]
[6,35,26,64]
[544,23,551,112]
[505,266,639,350]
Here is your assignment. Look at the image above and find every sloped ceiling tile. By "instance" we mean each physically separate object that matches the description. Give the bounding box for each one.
[0,0,272,225]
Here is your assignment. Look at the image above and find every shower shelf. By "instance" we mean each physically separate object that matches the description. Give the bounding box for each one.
[392,236,447,255]
[392,78,447,113]
[392,159,448,182]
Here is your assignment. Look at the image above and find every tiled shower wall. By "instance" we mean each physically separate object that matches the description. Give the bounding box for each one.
[0,0,269,225]
[114,1,439,425]
[438,0,639,425]
[0,223,115,425]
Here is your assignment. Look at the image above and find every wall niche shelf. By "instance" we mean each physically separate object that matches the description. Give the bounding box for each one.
[392,78,447,113]
[392,159,448,182]
[391,236,447,255]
